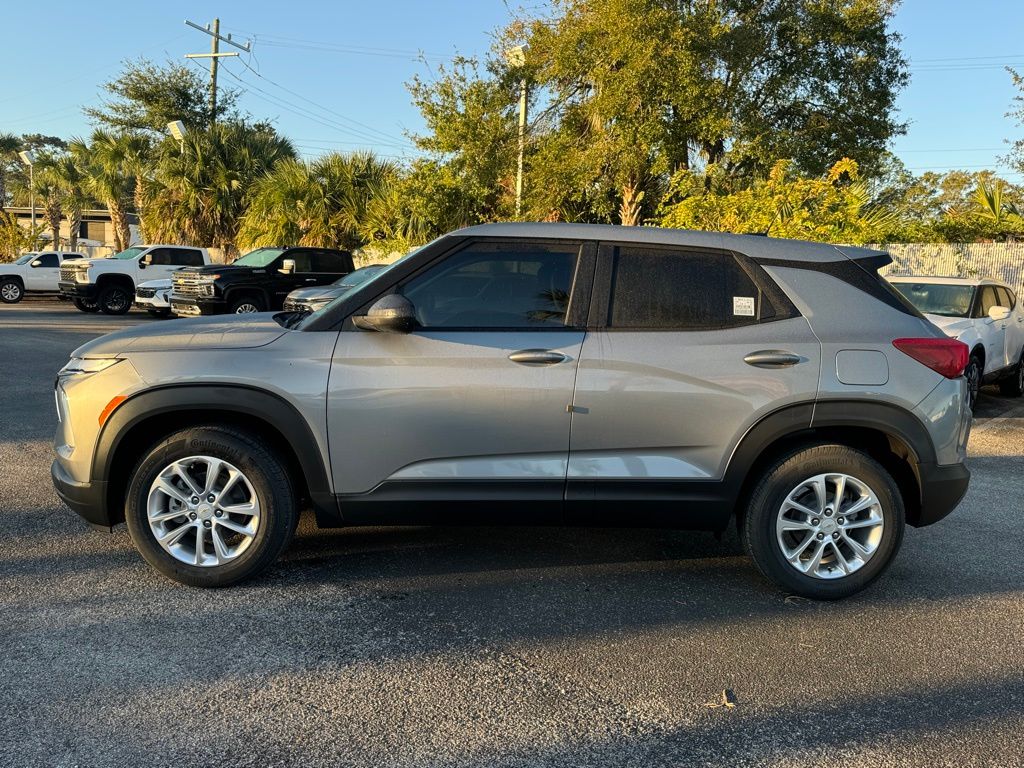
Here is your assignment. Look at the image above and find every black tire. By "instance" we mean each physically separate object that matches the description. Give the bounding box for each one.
[0,278,23,304]
[741,444,905,600]
[98,283,133,315]
[125,426,298,587]
[73,297,101,313]
[229,294,266,314]
[147,308,172,319]
[965,355,981,410]
[999,352,1024,397]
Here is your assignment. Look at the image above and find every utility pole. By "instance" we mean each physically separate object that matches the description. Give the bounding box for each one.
[18,150,36,230]
[504,45,529,219]
[184,19,250,127]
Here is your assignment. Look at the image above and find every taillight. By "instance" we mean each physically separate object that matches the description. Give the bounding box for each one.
[892,338,969,378]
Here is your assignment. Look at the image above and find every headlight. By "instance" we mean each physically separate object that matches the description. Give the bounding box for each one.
[75,269,90,283]
[58,357,121,377]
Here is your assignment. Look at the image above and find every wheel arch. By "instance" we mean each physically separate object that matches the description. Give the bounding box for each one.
[0,273,25,286]
[95,385,334,527]
[95,272,136,290]
[727,401,934,529]
[224,285,271,309]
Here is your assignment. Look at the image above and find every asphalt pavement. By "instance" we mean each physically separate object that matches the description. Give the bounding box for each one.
[2,298,1023,768]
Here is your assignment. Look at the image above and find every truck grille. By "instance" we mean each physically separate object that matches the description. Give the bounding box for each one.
[60,265,79,282]
[172,271,212,298]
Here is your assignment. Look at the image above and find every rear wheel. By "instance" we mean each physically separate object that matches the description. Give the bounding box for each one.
[98,284,132,315]
[73,297,100,313]
[125,426,298,587]
[965,355,982,409]
[999,352,1024,397]
[229,294,265,314]
[0,279,23,303]
[742,444,905,600]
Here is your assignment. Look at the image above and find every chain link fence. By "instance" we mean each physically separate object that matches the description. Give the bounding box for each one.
[876,243,1024,289]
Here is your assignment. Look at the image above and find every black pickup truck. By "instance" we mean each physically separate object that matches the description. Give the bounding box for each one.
[169,246,354,316]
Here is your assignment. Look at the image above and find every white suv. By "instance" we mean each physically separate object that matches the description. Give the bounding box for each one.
[889,276,1024,406]
[1,251,85,303]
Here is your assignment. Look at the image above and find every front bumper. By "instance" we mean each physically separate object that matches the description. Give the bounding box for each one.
[58,281,98,299]
[51,459,112,531]
[170,296,225,316]
[914,461,971,527]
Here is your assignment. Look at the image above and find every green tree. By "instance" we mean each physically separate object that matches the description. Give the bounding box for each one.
[0,211,43,260]
[84,58,239,134]
[37,153,90,250]
[239,151,412,251]
[69,130,135,251]
[144,122,294,254]
[0,133,22,209]
[658,158,897,244]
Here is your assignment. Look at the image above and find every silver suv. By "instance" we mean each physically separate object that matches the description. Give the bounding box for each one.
[52,224,972,599]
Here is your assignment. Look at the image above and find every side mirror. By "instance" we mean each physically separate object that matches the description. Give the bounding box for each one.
[353,294,416,334]
[30,259,42,267]
[280,258,296,275]
[139,254,151,268]
[989,305,1011,322]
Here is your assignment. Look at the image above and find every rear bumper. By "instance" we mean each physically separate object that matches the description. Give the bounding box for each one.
[58,281,98,299]
[914,461,970,527]
[51,459,112,531]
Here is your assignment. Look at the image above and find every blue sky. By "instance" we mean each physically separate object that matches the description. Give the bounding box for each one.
[2,0,1022,180]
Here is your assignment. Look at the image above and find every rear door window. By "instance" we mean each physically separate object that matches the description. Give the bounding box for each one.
[606,246,782,329]
[310,250,351,272]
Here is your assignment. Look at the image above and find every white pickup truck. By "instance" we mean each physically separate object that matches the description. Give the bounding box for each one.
[1,251,86,304]
[59,244,210,314]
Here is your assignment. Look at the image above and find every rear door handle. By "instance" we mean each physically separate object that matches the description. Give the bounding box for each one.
[508,349,569,366]
[743,350,802,368]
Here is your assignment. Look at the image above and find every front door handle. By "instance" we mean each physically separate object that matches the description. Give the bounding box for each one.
[744,350,802,369]
[508,349,569,366]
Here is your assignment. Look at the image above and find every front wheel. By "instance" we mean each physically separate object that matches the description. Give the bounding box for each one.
[229,295,265,314]
[0,279,23,303]
[965,355,981,410]
[125,426,298,587]
[73,297,100,313]
[98,284,132,315]
[742,444,905,600]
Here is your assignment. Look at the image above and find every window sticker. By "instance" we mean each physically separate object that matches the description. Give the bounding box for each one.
[733,296,756,317]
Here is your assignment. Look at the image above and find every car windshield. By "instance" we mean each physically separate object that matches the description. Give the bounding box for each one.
[232,247,286,267]
[110,246,147,260]
[14,253,37,265]
[891,282,976,317]
[331,264,387,288]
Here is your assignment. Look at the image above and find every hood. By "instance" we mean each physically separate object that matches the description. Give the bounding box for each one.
[287,285,345,302]
[138,278,172,289]
[72,314,288,357]
[924,313,975,338]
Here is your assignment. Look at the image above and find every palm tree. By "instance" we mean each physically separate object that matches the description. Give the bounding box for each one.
[238,151,405,251]
[0,133,23,211]
[34,167,63,248]
[145,122,295,255]
[69,131,134,251]
[121,133,153,242]
[38,154,89,251]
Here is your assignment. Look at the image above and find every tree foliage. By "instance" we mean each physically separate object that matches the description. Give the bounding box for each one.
[84,58,240,134]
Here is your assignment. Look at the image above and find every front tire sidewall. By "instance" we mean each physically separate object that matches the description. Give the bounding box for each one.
[99,285,132,315]
[125,428,296,587]
[965,357,981,409]
[73,298,100,313]
[0,280,23,303]
[743,445,905,600]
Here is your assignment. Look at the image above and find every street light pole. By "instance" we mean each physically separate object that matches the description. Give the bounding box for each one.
[18,150,36,230]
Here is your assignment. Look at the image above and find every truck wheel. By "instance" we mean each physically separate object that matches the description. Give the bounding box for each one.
[741,444,905,600]
[98,284,132,315]
[0,279,23,303]
[124,426,298,587]
[73,298,100,313]
[230,295,265,314]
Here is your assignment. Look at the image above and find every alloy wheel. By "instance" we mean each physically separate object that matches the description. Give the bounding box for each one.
[775,472,885,580]
[234,302,259,314]
[146,455,261,567]
[1,282,22,301]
